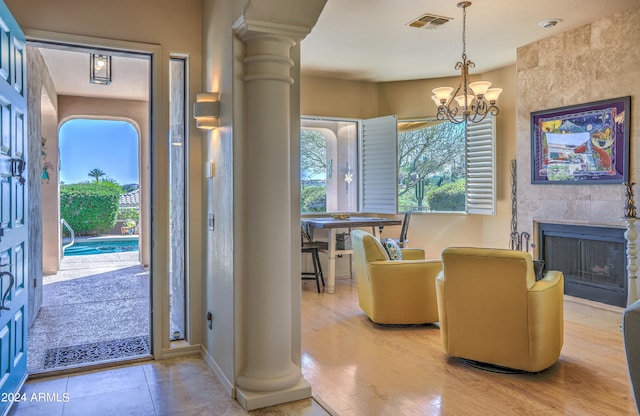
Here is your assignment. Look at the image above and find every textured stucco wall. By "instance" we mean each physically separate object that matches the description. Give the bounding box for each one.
[26,47,58,327]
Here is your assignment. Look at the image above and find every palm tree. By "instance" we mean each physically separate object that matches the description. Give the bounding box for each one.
[88,168,106,182]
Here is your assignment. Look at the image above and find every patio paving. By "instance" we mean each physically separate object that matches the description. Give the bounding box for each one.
[28,251,150,373]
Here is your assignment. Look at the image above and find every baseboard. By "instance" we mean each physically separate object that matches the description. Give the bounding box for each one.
[161,342,202,359]
[201,345,235,398]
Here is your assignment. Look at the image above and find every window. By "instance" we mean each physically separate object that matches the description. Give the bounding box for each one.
[169,57,187,341]
[397,116,495,214]
[300,118,358,213]
[397,120,466,212]
[300,115,495,215]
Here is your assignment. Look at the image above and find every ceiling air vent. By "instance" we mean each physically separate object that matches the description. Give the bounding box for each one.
[407,13,452,30]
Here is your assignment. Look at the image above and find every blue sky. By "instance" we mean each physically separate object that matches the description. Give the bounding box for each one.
[59,119,139,185]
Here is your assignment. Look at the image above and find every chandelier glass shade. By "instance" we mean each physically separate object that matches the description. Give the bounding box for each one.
[432,2,501,124]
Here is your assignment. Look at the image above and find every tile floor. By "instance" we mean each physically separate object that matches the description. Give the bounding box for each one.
[9,355,332,416]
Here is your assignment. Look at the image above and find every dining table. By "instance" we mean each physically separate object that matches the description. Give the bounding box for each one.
[302,216,402,293]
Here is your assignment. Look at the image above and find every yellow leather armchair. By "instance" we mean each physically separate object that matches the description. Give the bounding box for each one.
[436,247,564,372]
[350,230,441,325]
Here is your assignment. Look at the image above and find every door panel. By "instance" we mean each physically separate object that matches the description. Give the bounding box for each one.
[0,18,9,83]
[0,2,27,415]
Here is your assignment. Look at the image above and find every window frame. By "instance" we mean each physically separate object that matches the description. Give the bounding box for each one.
[299,114,496,216]
[300,116,361,214]
[394,115,496,215]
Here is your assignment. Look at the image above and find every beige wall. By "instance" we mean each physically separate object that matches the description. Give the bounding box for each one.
[5,0,201,53]
[301,75,379,119]
[300,65,518,257]
[201,0,249,391]
[515,5,640,266]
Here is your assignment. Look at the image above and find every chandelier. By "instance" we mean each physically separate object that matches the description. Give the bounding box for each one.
[431,1,501,124]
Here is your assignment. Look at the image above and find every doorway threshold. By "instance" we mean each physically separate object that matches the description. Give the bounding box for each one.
[28,354,153,380]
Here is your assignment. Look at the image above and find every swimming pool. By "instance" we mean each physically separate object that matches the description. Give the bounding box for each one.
[63,239,139,256]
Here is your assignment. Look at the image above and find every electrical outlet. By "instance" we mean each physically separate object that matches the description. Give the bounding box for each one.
[207,312,213,329]
[208,214,214,231]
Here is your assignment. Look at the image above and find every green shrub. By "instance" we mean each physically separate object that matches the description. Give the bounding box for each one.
[60,182,122,235]
[301,186,326,212]
[118,207,140,222]
[426,180,465,212]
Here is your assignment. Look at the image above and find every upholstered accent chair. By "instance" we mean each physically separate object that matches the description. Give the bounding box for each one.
[436,247,564,372]
[350,229,441,325]
[623,299,640,413]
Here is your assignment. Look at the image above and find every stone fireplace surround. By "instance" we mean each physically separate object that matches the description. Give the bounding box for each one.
[515,6,640,306]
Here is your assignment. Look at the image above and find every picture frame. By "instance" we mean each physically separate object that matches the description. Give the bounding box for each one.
[531,96,630,184]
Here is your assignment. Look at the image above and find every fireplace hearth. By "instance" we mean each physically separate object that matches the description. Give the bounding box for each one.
[538,223,626,307]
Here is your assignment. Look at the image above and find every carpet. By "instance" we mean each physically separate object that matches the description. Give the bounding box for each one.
[43,335,150,369]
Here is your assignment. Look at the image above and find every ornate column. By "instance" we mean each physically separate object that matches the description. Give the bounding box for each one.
[623,182,638,306]
[233,19,311,410]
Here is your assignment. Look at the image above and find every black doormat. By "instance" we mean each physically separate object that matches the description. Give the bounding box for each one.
[43,335,150,369]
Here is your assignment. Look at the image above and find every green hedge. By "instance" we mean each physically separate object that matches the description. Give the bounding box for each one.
[118,207,139,222]
[60,182,122,236]
[301,186,326,213]
[426,180,465,212]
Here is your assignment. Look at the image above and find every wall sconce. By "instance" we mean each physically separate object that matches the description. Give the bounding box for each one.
[193,93,220,130]
[90,54,112,85]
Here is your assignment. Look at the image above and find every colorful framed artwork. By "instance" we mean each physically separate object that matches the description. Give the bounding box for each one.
[531,96,630,184]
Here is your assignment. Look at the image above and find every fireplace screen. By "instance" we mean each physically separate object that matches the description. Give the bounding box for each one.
[539,223,626,307]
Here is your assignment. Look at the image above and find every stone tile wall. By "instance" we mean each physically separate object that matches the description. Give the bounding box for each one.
[515,6,640,255]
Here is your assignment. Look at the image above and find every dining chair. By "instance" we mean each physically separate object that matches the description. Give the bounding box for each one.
[394,212,412,248]
[301,222,328,292]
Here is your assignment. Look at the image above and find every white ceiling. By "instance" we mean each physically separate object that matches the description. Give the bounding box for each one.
[301,0,640,82]
[36,0,639,100]
[38,47,150,101]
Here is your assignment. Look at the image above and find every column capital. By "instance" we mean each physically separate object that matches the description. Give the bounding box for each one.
[233,17,311,43]
[234,20,299,85]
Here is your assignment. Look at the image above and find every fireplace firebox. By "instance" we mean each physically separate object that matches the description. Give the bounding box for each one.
[538,223,626,307]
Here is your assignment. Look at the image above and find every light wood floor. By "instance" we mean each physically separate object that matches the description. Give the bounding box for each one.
[301,278,636,416]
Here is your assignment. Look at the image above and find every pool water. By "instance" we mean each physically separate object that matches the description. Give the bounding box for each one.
[64,239,139,256]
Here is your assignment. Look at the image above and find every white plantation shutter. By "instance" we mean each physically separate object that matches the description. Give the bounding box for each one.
[360,115,398,214]
[465,116,496,215]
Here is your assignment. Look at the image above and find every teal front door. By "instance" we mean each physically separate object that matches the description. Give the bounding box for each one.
[0,1,27,415]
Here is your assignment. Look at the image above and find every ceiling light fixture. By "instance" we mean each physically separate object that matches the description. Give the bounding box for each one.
[90,53,112,85]
[538,19,562,29]
[431,2,501,124]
